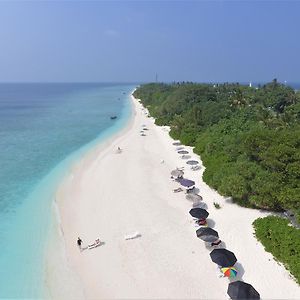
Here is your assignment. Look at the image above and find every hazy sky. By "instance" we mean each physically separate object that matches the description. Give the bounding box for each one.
[0,1,299,83]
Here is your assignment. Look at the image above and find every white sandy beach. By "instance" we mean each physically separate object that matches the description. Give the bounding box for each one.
[54,93,300,299]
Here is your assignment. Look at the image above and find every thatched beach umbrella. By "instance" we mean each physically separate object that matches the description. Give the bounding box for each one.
[186,194,203,202]
[178,150,189,154]
[178,178,195,187]
[196,227,219,242]
[189,208,209,219]
[210,249,237,267]
[171,169,184,178]
[181,155,191,160]
[227,281,260,299]
[173,142,181,146]
[186,194,203,208]
[186,160,199,165]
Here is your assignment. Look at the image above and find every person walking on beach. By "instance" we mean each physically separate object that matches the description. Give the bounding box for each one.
[77,237,83,251]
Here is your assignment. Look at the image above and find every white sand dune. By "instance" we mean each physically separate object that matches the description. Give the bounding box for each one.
[55,93,300,299]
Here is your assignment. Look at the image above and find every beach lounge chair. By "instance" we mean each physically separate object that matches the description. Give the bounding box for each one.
[216,265,225,278]
[124,232,141,240]
[88,239,101,249]
[186,186,196,194]
[195,218,207,226]
[191,165,201,171]
[173,187,183,193]
[211,240,222,247]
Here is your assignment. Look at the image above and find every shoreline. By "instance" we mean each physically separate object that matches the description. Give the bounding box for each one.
[45,91,135,298]
[53,93,300,299]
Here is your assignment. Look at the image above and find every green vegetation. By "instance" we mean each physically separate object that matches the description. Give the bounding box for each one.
[134,80,300,221]
[253,216,300,283]
[134,80,300,283]
[213,202,221,209]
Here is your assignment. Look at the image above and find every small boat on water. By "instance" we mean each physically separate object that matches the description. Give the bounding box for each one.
[110,116,117,120]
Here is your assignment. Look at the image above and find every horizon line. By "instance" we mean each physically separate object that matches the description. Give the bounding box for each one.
[0,80,298,85]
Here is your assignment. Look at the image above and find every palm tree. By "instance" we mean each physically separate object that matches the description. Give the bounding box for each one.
[229,88,248,109]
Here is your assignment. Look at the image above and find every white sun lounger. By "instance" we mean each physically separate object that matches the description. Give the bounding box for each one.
[191,165,201,171]
[88,239,101,249]
[124,232,141,240]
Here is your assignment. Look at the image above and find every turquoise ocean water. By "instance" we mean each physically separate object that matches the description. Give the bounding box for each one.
[0,83,134,298]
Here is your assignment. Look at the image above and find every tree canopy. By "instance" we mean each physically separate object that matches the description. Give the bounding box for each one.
[134,81,300,221]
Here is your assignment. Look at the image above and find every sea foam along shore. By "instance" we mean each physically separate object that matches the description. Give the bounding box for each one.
[55,93,300,299]
[44,89,134,299]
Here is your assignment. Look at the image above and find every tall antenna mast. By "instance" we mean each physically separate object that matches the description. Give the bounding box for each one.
[155,73,158,83]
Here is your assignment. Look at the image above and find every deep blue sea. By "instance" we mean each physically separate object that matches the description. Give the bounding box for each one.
[0,83,134,298]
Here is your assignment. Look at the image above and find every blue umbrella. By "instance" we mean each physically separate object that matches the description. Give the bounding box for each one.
[178,178,195,187]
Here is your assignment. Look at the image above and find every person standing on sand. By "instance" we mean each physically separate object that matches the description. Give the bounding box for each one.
[77,237,83,251]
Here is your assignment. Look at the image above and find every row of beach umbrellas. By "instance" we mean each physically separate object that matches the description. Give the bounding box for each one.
[173,142,200,166]
[171,141,260,299]
[140,124,148,136]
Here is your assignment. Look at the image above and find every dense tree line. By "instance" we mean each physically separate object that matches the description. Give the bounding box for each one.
[133,80,300,221]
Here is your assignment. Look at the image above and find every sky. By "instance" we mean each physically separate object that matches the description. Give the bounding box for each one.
[0,0,299,83]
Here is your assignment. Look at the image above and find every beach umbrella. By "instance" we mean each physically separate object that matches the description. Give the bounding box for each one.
[173,142,181,146]
[210,249,237,267]
[171,169,184,178]
[192,201,206,208]
[178,178,195,187]
[186,194,203,208]
[186,194,203,202]
[227,281,260,299]
[178,150,189,154]
[186,160,199,165]
[221,267,238,279]
[176,146,184,151]
[196,227,219,242]
[189,208,209,219]
[181,155,191,160]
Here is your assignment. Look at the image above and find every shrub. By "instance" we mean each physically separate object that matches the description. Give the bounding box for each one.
[253,216,300,284]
